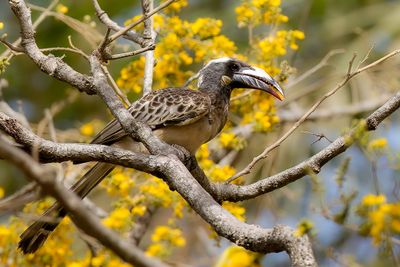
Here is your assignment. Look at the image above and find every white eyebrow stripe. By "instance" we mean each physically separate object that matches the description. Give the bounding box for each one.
[202,57,232,69]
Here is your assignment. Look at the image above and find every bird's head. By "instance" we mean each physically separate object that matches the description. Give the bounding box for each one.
[198,57,284,101]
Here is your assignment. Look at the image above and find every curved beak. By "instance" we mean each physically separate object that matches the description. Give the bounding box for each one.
[232,67,285,101]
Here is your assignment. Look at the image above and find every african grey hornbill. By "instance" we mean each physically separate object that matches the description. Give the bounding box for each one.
[18,57,284,253]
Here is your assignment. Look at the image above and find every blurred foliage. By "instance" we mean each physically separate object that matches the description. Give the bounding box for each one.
[0,0,400,266]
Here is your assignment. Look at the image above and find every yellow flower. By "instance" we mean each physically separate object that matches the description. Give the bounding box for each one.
[0,187,4,198]
[80,123,94,136]
[222,202,246,222]
[219,132,236,148]
[294,219,314,237]
[66,262,85,267]
[269,0,281,7]
[0,225,11,237]
[146,243,164,256]
[362,194,386,206]
[164,0,188,12]
[103,207,131,229]
[91,255,105,267]
[216,246,260,267]
[368,138,387,150]
[391,219,400,233]
[0,22,4,30]
[56,4,68,14]
[132,205,147,216]
[210,165,236,182]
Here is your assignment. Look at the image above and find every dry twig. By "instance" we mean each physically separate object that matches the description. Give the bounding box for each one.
[226,48,400,183]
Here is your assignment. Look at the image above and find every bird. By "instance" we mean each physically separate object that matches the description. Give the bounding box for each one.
[18,57,284,254]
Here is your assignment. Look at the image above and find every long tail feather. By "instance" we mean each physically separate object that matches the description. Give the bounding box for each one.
[18,162,114,254]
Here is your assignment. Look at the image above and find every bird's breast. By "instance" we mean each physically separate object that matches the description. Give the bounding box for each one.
[154,115,224,154]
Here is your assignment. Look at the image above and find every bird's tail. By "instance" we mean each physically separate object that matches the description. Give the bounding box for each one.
[18,162,114,254]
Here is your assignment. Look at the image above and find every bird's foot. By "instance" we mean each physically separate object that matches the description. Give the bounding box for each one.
[170,144,195,169]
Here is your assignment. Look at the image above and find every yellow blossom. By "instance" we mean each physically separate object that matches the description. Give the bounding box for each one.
[0,187,4,199]
[146,243,164,256]
[132,205,147,216]
[0,225,11,237]
[146,225,186,257]
[0,22,4,30]
[164,0,188,12]
[140,177,175,207]
[368,138,387,150]
[222,202,246,221]
[91,255,105,267]
[80,122,94,136]
[103,207,131,229]
[210,165,236,182]
[219,132,236,147]
[362,194,386,206]
[56,4,68,14]
[391,220,400,233]
[294,219,314,237]
[216,246,260,267]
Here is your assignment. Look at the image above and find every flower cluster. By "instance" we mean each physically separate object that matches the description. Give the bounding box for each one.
[368,138,388,151]
[146,225,186,258]
[357,194,400,245]
[56,4,68,14]
[0,199,75,267]
[215,246,261,267]
[235,0,288,28]
[0,0,306,265]
[117,14,237,92]
[294,218,315,237]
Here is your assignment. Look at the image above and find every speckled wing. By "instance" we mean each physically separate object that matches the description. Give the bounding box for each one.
[90,88,211,145]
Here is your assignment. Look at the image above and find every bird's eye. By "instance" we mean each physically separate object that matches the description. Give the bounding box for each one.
[230,63,240,71]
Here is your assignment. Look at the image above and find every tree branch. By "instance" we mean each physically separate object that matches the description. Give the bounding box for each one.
[218,92,400,201]
[141,0,156,95]
[226,48,400,183]
[0,137,168,267]
[0,110,317,265]
[92,0,147,47]
[8,0,96,94]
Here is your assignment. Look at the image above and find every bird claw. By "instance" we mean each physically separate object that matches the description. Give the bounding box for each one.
[170,144,195,169]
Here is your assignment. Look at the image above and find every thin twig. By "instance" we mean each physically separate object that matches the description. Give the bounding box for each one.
[0,0,59,59]
[105,44,155,60]
[142,0,156,95]
[0,36,25,52]
[106,0,176,45]
[279,94,391,122]
[92,0,146,47]
[287,49,345,88]
[355,45,374,70]
[101,65,131,106]
[226,48,400,183]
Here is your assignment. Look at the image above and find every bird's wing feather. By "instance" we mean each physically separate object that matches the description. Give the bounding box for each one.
[90,88,210,145]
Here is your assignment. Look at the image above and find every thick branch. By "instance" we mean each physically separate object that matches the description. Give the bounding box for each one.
[92,0,147,47]
[0,138,168,267]
[0,111,317,265]
[141,0,156,95]
[8,0,96,94]
[218,92,400,201]
[227,49,400,182]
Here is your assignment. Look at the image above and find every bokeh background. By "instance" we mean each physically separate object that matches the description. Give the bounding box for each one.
[1,0,399,266]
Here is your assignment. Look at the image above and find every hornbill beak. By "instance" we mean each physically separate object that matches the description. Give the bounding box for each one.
[232,67,285,101]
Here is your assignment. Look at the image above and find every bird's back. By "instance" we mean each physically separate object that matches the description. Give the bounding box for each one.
[91,88,215,153]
